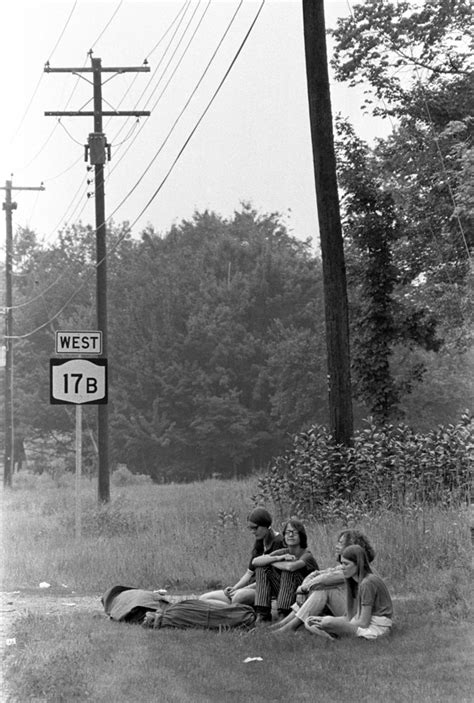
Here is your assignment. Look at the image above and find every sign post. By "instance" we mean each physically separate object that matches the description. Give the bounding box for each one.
[51,331,107,539]
[75,405,82,539]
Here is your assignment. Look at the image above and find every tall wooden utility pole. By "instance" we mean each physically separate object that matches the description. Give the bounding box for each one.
[45,53,150,502]
[2,179,45,487]
[302,0,353,445]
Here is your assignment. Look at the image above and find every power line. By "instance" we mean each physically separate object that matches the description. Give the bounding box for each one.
[108,0,212,176]
[107,0,243,214]
[37,6,194,241]
[57,117,85,146]
[105,0,190,140]
[15,1,127,174]
[108,0,196,148]
[48,0,79,61]
[43,154,84,182]
[8,0,266,339]
[9,0,78,145]
[111,0,267,243]
[89,0,123,51]
[145,1,190,63]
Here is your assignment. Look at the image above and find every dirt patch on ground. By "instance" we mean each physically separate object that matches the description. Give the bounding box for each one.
[0,589,103,702]
[0,587,202,701]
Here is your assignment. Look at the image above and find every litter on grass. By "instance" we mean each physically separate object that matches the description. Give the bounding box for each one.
[39,582,51,589]
[243,657,263,663]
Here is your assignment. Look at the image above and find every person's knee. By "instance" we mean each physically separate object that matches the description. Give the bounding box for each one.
[232,589,255,605]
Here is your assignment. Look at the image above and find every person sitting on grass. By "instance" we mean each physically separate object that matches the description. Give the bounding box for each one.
[199,508,285,606]
[270,529,375,635]
[252,519,319,623]
[305,544,393,641]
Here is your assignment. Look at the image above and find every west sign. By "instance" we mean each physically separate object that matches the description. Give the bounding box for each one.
[55,330,103,355]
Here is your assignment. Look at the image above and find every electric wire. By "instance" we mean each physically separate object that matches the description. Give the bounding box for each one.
[26,1,192,249]
[9,0,78,145]
[105,0,190,139]
[145,1,190,63]
[110,119,141,148]
[125,0,265,234]
[8,1,247,319]
[31,2,192,252]
[141,0,206,112]
[43,155,84,182]
[88,0,124,52]
[5,3,141,322]
[108,0,211,175]
[108,0,195,148]
[57,118,85,146]
[8,0,266,338]
[18,0,125,173]
[107,0,241,213]
[10,179,89,310]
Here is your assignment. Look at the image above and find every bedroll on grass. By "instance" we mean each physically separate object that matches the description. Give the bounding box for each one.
[102,585,256,629]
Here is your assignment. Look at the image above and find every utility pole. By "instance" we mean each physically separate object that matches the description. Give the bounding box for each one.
[45,53,150,502]
[2,179,45,487]
[302,0,353,445]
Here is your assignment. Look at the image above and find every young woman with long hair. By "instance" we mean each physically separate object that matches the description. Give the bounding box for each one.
[305,544,393,640]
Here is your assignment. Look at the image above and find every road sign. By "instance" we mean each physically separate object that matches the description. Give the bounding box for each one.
[55,330,103,355]
[50,358,107,404]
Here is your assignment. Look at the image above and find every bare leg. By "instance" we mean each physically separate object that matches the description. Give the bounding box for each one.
[199,590,229,604]
[231,588,255,606]
[319,615,359,637]
[271,612,303,634]
[269,610,295,629]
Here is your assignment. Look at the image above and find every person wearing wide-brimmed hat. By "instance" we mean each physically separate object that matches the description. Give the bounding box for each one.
[199,507,285,606]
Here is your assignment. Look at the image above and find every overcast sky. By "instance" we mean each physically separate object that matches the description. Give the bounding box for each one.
[1,0,390,250]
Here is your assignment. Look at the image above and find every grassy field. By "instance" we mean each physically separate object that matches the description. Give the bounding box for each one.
[1,470,473,702]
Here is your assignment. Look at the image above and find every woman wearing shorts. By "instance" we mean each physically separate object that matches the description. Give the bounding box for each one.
[305,544,393,640]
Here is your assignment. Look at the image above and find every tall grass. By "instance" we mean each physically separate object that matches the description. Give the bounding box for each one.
[1,469,471,615]
[2,470,472,702]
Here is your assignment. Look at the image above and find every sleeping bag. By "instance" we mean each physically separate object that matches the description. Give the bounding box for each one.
[102,585,256,629]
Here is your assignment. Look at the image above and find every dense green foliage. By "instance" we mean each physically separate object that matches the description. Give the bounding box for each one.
[108,208,327,479]
[331,0,473,421]
[255,411,472,521]
[8,208,329,480]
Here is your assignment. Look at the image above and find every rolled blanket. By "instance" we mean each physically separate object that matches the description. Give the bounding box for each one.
[102,585,170,624]
[102,586,256,629]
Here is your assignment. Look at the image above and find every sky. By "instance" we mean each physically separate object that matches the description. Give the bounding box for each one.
[1,0,391,250]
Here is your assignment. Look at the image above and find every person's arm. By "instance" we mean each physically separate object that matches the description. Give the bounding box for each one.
[348,604,372,629]
[305,566,344,591]
[298,573,318,593]
[225,570,254,596]
[272,556,307,572]
[275,549,319,574]
[298,564,344,593]
[252,551,291,567]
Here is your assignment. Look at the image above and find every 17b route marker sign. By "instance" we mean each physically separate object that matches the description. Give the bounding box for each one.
[50,358,108,405]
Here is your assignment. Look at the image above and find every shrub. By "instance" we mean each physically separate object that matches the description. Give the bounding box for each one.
[111,464,152,487]
[254,412,473,521]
